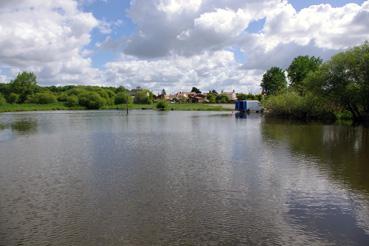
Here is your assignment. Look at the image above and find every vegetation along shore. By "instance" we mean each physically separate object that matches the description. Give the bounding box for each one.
[261,42,369,124]
[1,42,368,125]
[0,73,238,113]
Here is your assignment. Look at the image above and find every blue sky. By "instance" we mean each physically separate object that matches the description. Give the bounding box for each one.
[83,0,366,70]
[0,0,368,93]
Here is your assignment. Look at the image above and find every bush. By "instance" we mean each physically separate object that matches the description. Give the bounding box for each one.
[156,100,168,111]
[0,93,5,105]
[115,92,132,104]
[7,93,19,104]
[65,95,79,107]
[134,90,153,104]
[207,93,216,103]
[28,92,57,104]
[57,93,68,102]
[79,92,106,109]
[264,91,335,122]
[216,94,229,103]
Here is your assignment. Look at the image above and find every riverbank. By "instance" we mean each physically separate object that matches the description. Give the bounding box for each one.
[0,103,233,113]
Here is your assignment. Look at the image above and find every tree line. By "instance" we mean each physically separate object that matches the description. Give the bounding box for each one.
[0,74,262,109]
[261,42,369,123]
[0,73,154,109]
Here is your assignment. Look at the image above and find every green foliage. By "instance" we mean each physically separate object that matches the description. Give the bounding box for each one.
[28,92,57,104]
[216,93,229,103]
[261,67,287,95]
[79,92,106,109]
[134,90,153,104]
[207,93,216,103]
[7,93,20,104]
[65,95,79,107]
[57,93,68,102]
[0,83,10,96]
[304,42,369,121]
[237,93,260,100]
[156,100,168,110]
[9,72,39,103]
[191,87,201,94]
[287,56,322,95]
[0,93,5,105]
[264,91,335,122]
[115,92,132,104]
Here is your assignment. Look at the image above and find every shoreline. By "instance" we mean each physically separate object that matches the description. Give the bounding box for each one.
[0,103,234,113]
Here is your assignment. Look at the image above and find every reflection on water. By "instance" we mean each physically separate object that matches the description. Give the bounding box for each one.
[10,120,38,134]
[0,111,368,245]
[262,119,369,194]
[0,116,38,141]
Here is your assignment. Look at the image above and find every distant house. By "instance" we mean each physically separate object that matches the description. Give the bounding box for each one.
[222,90,237,102]
[173,92,192,102]
[190,94,209,103]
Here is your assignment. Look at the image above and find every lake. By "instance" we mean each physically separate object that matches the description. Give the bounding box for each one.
[0,111,368,245]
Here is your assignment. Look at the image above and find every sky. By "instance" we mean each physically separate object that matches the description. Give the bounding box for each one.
[0,0,368,94]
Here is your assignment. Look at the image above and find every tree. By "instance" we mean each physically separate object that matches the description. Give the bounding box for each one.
[134,90,153,104]
[305,42,369,122]
[261,67,287,95]
[287,56,322,95]
[216,93,229,103]
[0,93,5,105]
[28,92,57,104]
[207,93,216,103]
[79,92,106,109]
[191,87,201,94]
[7,93,19,104]
[115,91,132,104]
[65,95,79,107]
[161,89,166,96]
[9,72,39,103]
[237,93,256,100]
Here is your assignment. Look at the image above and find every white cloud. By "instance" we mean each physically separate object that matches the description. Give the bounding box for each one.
[0,0,100,85]
[104,51,263,93]
[261,1,369,51]
[1,0,369,92]
[124,0,282,58]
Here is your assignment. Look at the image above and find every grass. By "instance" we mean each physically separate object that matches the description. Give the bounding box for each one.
[0,103,76,112]
[0,103,232,113]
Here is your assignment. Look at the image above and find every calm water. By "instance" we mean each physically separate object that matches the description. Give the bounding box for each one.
[0,111,369,245]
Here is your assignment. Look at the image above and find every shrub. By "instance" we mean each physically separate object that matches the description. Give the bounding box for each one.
[57,93,68,102]
[156,100,168,111]
[207,94,216,103]
[134,90,153,104]
[28,92,57,104]
[115,92,132,104]
[65,95,79,107]
[0,93,5,105]
[264,91,335,122]
[216,94,229,103]
[78,92,106,109]
[7,93,19,104]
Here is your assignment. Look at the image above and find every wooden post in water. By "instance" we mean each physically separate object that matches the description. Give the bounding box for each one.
[126,96,129,115]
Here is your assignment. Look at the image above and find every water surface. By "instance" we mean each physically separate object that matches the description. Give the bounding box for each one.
[0,111,368,245]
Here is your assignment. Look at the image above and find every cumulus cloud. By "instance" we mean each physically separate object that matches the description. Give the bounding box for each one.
[239,1,369,69]
[261,1,369,50]
[104,51,263,93]
[114,0,369,91]
[1,0,369,92]
[124,0,282,58]
[0,0,101,85]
